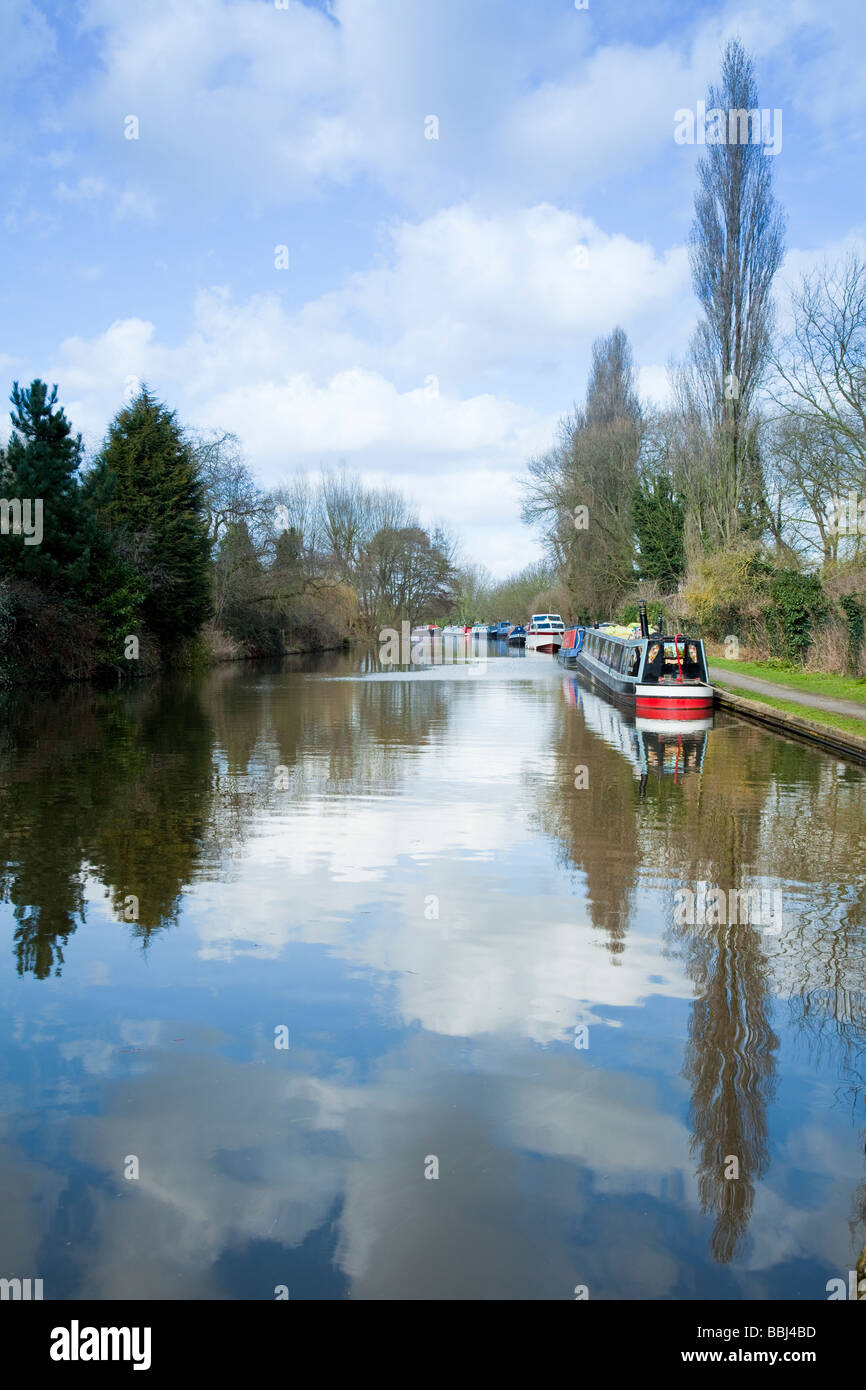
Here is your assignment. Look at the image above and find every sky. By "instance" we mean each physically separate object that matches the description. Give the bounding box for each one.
[1,0,865,577]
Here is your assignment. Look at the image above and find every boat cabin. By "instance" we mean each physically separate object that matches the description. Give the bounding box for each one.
[579,629,709,685]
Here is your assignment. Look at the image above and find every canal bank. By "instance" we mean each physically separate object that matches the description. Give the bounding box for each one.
[710,674,866,765]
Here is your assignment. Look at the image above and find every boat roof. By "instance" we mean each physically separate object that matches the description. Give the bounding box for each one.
[585,625,705,645]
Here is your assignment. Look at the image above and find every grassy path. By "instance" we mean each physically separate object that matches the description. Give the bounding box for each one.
[708,659,866,722]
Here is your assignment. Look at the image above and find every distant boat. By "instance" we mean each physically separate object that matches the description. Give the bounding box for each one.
[526,613,565,653]
[506,624,526,647]
[557,627,583,668]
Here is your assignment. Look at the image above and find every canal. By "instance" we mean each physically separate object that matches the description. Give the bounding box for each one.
[0,647,864,1299]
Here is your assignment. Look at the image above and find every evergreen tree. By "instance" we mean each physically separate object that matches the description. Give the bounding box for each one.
[87,388,211,652]
[633,472,686,590]
[0,380,95,590]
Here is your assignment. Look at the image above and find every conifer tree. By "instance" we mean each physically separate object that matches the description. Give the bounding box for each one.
[0,380,95,590]
[88,388,211,651]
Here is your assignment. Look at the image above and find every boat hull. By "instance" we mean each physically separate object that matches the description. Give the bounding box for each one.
[634,685,714,719]
[572,649,714,719]
[526,634,562,653]
[556,628,582,668]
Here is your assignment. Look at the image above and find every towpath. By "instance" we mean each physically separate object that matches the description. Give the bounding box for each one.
[708,666,866,720]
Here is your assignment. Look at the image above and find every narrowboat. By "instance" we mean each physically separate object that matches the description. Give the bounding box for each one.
[568,602,713,719]
[526,613,565,653]
[506,624,526,647]
[557,627,583,669]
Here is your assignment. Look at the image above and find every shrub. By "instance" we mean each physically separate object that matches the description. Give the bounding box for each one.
[679,543,770,640]
[839,593,865,674]
[766,570,828,663]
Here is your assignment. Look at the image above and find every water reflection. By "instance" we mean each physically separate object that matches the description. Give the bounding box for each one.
[0,653,864,1298]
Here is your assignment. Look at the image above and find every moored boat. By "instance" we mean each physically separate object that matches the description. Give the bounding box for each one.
[526,613,565,653]
[506,624,526,647]
[569,602,713,719]
[557,627,583,668]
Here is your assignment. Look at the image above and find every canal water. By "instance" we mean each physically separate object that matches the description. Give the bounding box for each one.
[0,646,864,1299]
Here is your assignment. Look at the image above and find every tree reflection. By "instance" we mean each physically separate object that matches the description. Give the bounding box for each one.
[0,659,452,977]
[547,688,866,1262]
[0,680,213,975]
[678,920,778,1262]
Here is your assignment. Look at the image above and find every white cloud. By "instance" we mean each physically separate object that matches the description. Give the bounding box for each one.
[56,176,107,202]
[49,198,691,450]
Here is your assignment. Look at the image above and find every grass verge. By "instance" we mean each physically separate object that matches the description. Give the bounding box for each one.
[708,656,866,705]
[712,679,866,742]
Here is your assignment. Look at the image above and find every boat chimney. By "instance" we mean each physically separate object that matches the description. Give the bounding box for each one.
[638,598,649,638]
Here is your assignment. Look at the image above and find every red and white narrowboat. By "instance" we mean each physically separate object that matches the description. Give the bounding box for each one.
[564,603,714,720]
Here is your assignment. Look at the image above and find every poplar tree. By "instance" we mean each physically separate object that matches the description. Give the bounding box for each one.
[687,38,785,547]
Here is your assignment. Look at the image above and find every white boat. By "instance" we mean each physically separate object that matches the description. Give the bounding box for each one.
[526,614,565,653]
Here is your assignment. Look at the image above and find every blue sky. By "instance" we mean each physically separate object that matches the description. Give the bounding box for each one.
[1,0,864,574]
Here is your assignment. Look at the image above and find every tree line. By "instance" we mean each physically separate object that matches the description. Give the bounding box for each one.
[0,384,459,684]
[521,38,866,672]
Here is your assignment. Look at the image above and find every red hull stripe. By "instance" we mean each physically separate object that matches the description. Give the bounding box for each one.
[636,698,714,714]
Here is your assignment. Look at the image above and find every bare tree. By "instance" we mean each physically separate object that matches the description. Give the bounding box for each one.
[356,524,457,630]
[771,254,866,559]
[192,430,266,547]
[765,412,862,562]
[523,327,642,616]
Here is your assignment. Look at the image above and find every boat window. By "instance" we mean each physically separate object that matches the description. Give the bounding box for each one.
[642,642,664,682]
[626,647,640,677]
